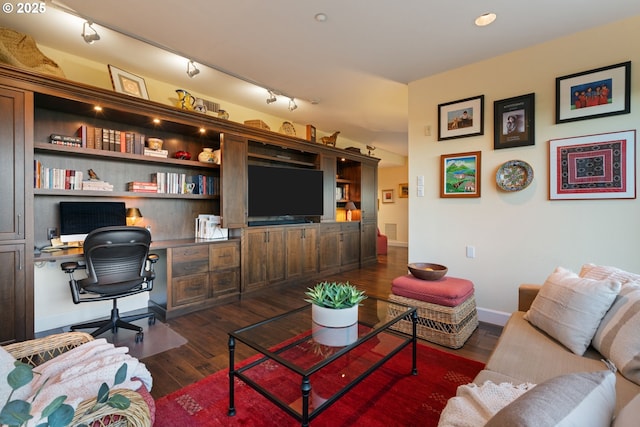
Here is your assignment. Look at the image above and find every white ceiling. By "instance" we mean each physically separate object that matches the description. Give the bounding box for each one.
[2,1,640,157]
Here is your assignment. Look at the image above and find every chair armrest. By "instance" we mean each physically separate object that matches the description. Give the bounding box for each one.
[518,284,542,312]
[3,332,94,366]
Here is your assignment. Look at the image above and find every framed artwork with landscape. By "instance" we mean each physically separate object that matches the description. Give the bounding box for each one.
[440,151,481,198]
[494,93,535,149]
[555,61,630,124]
[108,65,149,100]
[548,130,636,200]
[438,95,484,141]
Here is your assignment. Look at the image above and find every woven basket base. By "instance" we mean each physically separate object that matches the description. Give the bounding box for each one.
[387,293,478,349]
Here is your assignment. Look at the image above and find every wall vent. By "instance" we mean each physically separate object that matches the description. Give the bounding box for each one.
[384,223,397,240]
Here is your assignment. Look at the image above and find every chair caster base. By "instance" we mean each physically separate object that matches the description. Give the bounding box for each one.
[135,332,144,343]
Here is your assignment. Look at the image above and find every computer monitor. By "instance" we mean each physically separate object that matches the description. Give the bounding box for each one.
[59,201,127,243]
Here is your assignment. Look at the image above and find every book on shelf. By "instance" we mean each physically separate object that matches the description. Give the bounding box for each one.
[34,160,84,189]
[49,133,82,147]
[127,181,158,192]
[143,148,169,158]
[81,180,114,191]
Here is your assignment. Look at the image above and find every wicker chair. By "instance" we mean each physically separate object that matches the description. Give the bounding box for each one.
[2,332,153,427]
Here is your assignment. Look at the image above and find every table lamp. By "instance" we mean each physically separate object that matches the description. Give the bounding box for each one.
[126,208,143,226]
[344,201,357,222]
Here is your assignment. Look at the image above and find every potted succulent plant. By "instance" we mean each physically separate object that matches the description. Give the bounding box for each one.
[304,281,367,328]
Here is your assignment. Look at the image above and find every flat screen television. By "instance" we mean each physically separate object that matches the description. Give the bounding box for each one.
[248,165,323,217]
[59,201,127,243]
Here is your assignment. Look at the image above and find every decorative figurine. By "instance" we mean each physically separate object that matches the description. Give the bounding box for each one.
[321,131,340,147]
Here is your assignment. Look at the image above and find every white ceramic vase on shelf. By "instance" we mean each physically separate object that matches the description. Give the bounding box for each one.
[312,322,358,347]
[198,148,214,163]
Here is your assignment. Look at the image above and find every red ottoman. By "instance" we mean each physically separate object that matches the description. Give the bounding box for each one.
[388,274,478,348]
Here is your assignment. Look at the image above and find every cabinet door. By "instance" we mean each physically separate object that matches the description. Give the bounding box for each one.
[172,273,209,307]
[360,221,377,265]
[0,86,26,241]
[319,224,341,272]
[0,244,26,345]
[286,227,304,279]
[243,229,268,290]
[341,225,360,268]
[301,226,319,275]
[360,162,377,223]
[220,133,247,229]
[321,155,337,221]
[266,228,286,283]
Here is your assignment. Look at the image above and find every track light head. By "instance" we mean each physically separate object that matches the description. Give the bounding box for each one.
[288,98,298,111]
[186,60,200,78]
[266,90,277,104]
[82,21,100,44]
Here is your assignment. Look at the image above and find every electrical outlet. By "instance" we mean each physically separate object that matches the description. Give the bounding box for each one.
[47,227,57,240]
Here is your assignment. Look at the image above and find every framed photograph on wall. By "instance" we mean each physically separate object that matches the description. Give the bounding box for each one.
[381,189,394,203]
[555,61,630,123]
[398,183,409,198]
[438,95,484,141]
[494,93,535,149]
[108,65,149,99]
[306,124,316,142]
[549,130,636,200]
[440,151,481,198]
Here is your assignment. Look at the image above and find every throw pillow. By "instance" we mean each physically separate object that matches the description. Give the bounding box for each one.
[0,345,17,404]
[523,266,620,355]
[437,381,534,427]
[592,282,640,386]
[580,263,640,284]
[486,371,616,427]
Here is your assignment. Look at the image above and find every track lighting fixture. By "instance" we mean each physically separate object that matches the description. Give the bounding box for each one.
[186,60,200,78]
[288,98,298,111]
[266,90,277,104]
[81,21,100,44]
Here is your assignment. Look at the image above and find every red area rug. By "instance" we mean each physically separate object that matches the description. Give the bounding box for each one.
[155,341,484,427]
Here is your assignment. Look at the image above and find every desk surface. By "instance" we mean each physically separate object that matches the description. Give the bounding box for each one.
[34,238,237,262]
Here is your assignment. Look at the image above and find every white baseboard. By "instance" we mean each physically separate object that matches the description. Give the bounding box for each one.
[389,240,408,248]
[476,307,510,326]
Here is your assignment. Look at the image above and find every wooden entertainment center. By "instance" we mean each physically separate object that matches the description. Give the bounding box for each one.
[0,64,379,344]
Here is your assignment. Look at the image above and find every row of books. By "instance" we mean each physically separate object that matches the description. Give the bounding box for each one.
[51,126,166,157]
[34,161,114,191]
[149,173,220,195]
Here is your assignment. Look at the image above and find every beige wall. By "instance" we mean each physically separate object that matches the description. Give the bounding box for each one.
[378,164,409,245]
[408,15,640,322]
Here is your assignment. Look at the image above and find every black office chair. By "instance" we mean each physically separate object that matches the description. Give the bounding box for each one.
[61,226,159,343]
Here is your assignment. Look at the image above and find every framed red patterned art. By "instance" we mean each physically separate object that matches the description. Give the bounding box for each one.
[549,130,636,200]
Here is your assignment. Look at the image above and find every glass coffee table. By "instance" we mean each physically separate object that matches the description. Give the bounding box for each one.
[228,297,417,426]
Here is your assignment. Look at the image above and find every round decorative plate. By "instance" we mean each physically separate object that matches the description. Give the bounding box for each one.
[496,160,533,191]
[279,121,296,136]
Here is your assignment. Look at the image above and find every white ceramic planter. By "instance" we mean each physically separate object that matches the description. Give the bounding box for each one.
[311,304,358,328]
[312,322,358,347]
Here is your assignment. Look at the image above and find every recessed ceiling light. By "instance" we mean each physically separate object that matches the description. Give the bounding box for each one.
[475,13,497,27]
[315,13,328,22]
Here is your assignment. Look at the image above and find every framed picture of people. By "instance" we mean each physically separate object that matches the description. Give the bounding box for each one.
[494,93,535,150]
[438,95,484,141]
[555,61,630,123]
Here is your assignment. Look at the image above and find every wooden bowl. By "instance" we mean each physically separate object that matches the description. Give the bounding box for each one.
[408,263,448,281]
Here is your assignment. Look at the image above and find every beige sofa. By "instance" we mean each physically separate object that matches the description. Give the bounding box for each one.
[473,283,640,419]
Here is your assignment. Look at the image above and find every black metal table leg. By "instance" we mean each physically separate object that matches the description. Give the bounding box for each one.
[301,376,311,427]
[411,310,418,375]
[228,335,236,416]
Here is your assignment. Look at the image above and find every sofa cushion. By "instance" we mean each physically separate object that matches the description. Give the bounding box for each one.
[580,263,640,284]
[391,275,474,307]
[523,266,620,355]
[486,371,616,427]
[592,282,640,386]
[614,393,640,427]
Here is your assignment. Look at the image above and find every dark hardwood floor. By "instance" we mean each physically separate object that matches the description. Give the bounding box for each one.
[142,246,503,399]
